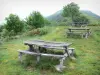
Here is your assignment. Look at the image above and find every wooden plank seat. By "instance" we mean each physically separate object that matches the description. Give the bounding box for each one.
[68,28,90,30]
[67,32,87,38]
[18,48,74,57]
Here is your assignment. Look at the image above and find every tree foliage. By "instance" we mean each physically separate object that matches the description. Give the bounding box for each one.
[73,15,89,26]
[73,15,89,23]
[0,25,4,32]
[26,11,45,28]
[62,2,80,22]
[5,14,24,34]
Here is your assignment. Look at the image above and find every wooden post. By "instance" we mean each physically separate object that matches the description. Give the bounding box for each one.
[69,29,71,32]
[70,48,76,60]
[82,34,84,38]
[70,48,74,56]
[36,55,40,63]
[18,52,23,63]
[36,46,41,63]
[59,57,66,69]
[64,46,70,57]
[87,29,90,36]
[55,57,66,72]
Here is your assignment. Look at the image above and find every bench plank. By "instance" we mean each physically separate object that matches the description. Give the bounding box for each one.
[68,28,90,30]
[18,50,73,58]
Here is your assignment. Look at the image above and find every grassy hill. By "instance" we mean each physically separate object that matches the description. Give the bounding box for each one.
[81,10,100,19]
[47,10,63,22]
[47,10,100,24]
[0,25,100,75]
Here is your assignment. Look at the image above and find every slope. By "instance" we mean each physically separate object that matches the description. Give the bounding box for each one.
[0,26,100,75]
[47,10,100,24]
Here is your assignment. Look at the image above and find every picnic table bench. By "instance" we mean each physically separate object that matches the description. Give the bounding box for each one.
[18,40,76,72]
[67,28,91,38]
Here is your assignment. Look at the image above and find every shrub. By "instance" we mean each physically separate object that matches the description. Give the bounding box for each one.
[0,28,20,42]
[26,27,48,36]
[0,29,9,38]
[38,27,48,35]
[26,29,39,36]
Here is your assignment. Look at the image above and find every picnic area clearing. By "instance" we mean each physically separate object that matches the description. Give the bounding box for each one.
[0,26,100,75]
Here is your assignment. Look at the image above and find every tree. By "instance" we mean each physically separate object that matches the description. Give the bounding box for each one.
[5,14,24,34]
[26,11,45,28]
[73,15,89,26]
[62,2,80,22]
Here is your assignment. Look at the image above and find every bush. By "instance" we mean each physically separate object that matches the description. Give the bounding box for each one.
[26,29,39,36]
[26,27,49,36]
[0,29,9,38]
[0,29,9,42]
[38,27,48,35]
[0,28,20,42]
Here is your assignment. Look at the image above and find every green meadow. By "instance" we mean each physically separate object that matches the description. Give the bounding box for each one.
[0,26,100,75]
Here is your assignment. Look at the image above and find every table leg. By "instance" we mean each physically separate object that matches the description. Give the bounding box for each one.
[18,52,23,63]
[36,55,40,63]
[64,46,70,57]
[59,57,66,68]
[85,33,88,38]
[87,29,90,36]
[36,46,41,63]
[55,57,66,72]
[28,45,34,51]
[70,48,76,60]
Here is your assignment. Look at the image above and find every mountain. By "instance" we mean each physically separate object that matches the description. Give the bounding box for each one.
[47,10,63,21]
[47,10,100,22]
[81,10,100,19]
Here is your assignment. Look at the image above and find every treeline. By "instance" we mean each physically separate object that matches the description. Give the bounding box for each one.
[0,11,50,42]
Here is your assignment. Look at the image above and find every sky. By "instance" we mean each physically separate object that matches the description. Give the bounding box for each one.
[0,0,100,24]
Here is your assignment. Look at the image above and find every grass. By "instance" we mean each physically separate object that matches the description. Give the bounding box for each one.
[0,26,100,75]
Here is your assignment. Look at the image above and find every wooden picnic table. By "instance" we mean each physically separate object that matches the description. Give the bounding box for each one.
[67,27,91,38]
[18,40,75,72]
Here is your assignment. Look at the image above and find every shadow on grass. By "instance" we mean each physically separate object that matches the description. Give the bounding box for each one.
[67,33,83,39]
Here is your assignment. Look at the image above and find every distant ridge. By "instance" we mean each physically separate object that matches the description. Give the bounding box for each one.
[47,10,100,22]
[81,10,100,19]
[47,10,63,21]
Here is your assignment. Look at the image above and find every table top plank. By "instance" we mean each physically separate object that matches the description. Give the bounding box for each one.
[24,40,72,47]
